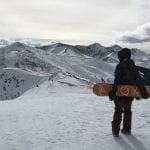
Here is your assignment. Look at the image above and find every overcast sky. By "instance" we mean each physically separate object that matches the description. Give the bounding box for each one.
[0,0,150,49]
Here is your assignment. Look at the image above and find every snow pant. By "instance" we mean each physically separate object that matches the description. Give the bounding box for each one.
[112,98,133,135]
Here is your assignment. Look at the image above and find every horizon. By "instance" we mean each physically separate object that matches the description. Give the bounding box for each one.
[1,37,150,53]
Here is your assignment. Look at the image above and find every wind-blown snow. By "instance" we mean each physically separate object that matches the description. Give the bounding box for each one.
[0,80,149,150]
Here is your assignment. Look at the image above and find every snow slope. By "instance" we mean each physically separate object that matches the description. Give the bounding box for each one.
[0,79,149,150]
[0,68,49,100]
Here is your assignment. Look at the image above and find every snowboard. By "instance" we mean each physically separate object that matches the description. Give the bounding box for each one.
[93,83,150,98]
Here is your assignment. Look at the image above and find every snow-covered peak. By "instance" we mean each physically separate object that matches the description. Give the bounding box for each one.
[0,42,61,73]
[9,42,27,49]
[107,45,122,52]
[74,43,109,58]
[38,43,84,57]
[37,43,73,51]
[88,42,105,49]
[0,42,36,54]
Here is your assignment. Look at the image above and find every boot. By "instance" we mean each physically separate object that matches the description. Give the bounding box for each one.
[121,129,131,135]
[112,121,120,137]
[112,109,122,137]
[122,111,132,134]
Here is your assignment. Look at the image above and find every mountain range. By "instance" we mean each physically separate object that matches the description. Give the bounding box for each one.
[0,40,150,100]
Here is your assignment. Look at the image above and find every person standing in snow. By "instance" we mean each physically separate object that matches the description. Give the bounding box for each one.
[109,48,149,137]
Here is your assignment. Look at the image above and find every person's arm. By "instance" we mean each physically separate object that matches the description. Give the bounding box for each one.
[109,65,121,100]
[111,66,120,92]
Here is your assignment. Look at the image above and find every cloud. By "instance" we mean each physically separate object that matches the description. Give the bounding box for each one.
[1,0,150,49]
[117,23,150,44]
[0,0,133,41]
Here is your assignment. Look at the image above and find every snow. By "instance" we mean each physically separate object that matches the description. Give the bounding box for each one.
[0,79,150,150]
[0,41,150,149]
[0,68,49,100]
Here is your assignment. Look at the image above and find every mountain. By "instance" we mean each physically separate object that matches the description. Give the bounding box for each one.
[37,43,85,57]
[38,42,115,58]
[0,42,60,73]
[75,43,110,58]
[102,46,150,68]
[0,41,150,100]
[0,68,49,100]
[106,45,122,52]
[38,42,150,69]
[0,42,114,83]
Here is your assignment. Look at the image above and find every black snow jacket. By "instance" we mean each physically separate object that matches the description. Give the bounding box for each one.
[109,58,148,100]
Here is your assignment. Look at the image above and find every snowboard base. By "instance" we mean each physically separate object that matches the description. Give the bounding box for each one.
[93,83,150,98]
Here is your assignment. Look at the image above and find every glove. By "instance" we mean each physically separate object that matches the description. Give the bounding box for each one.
[138,86,149,99]
[142,92,149,99]
[109,90,116,101]
[135,97,141,100]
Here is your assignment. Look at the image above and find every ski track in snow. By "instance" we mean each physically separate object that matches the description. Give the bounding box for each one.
[0,82,150,150]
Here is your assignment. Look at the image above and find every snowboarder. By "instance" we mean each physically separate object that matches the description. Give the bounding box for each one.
[109,48,149,137]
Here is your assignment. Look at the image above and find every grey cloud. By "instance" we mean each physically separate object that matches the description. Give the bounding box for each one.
[121,36,150,43]
[119,23,150,44]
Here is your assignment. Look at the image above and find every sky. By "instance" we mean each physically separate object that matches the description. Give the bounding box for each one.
[0,0,150,49]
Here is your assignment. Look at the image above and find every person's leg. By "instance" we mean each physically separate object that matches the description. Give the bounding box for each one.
[112,99,124,136]
[122,98,133,134]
